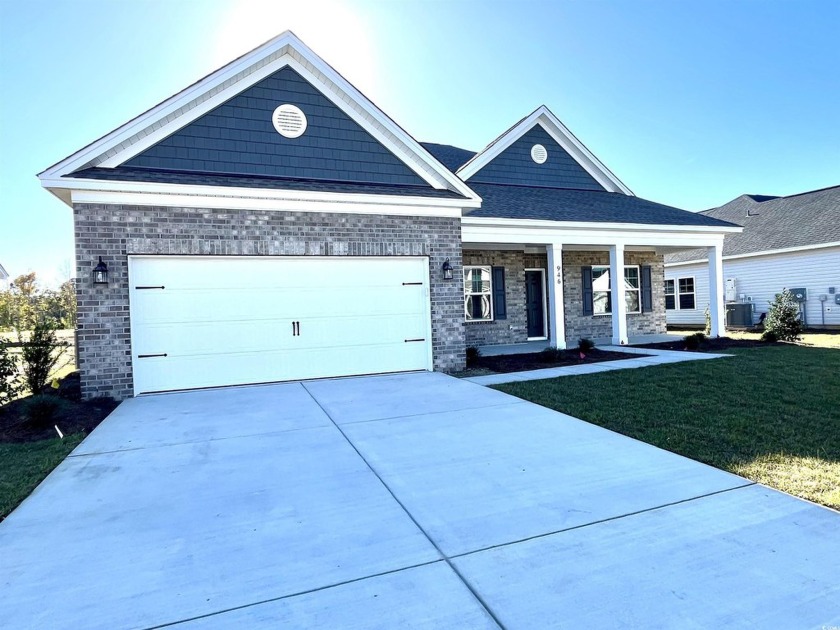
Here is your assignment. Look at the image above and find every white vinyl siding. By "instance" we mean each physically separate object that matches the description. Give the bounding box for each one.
[665,246,840,327]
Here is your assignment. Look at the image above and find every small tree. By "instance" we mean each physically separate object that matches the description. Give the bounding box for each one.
[0,341,20,406]
[762,289,802,342]
[20,321,66,394]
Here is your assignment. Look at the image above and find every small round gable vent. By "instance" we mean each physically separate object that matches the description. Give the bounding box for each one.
[531,144,548,164]
[272,104,307,138]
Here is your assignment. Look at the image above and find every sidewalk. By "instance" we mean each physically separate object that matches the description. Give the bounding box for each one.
[464,345,733,386]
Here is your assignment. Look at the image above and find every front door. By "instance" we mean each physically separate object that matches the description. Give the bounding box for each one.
[525,270,545,338]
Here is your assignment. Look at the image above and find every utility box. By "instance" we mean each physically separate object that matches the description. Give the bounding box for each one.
[788,288,807,303]
[726,303,753,327]
[725,278,738,302]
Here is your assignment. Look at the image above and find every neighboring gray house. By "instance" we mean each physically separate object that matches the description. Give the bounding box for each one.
[665,186,840,329]
[0,263,8,291]
[38,31,739,400]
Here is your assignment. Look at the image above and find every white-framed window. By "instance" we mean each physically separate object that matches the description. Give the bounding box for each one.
[664,279,676,310]
[664,277,696,310]
[464,266,493,321]
[678,277,696,310]
[592,265,642,315]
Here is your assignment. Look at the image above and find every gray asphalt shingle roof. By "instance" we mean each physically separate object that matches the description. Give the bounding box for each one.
[68,167,467,199]
[420,143,476,172]
[665,186,840,263]
[465,183,740,228]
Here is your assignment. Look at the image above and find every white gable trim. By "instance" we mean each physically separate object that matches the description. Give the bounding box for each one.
[38,31,478,203]
[456,106,633,196]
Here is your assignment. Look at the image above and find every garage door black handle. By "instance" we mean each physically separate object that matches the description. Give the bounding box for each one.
[404,338,425,343]
[135,286,165,290]
[138,353,167,358]
[292,321,301,336]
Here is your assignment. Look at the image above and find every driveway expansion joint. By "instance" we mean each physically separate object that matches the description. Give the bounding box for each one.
[300,381,507,630]
[142,559,446,630]
[450,481,758,561]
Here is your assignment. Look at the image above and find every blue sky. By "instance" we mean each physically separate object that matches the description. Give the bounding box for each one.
[1,0,838,286]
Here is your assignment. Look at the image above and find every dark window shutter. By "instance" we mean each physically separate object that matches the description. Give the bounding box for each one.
[641,265,653,312]
[491,266,506,320]
[582,267,593,316]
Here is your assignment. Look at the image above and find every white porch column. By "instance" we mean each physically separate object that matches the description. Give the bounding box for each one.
[609,243,628,345]
[546,243,566,349]
[708,243,726,337]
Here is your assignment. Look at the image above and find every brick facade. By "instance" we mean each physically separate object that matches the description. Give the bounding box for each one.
[462,250,548,347]
[74,204,465,400]
[562,250,667,342]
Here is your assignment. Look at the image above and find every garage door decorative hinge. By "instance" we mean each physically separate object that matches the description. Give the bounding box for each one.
[402,282,422,286]
[404,338,426,343]
[135,285,165,290]
[138,353,168,358]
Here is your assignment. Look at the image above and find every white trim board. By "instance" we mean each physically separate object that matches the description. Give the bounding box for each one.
[39,31,479,205]
[665,241,840,267]
[456,106,633,195]
[67,187,465,218]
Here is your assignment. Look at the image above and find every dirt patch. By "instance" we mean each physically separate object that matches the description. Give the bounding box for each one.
[460,348,645,376]
[0,372,118,443]
[635,336,769,353]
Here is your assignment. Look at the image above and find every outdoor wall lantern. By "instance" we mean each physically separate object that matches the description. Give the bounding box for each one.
[92,257,109,285]
[442,258,453,280]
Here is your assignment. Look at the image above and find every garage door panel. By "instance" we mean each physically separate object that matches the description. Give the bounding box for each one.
[132,285,427,326]
[130,257,432,394]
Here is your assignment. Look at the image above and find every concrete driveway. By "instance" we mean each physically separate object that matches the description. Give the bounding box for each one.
[1,372,838,629]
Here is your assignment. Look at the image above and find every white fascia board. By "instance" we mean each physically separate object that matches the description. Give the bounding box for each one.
[664,240,840,267]
[462,221,731,249]
[462,216,742,233]
[456,106,633,195]
[62,182,469,218]
[38,31,478,202]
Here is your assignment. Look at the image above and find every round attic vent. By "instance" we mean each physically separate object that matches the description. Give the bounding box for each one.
[531,144,548,164]
[272,104,307,138]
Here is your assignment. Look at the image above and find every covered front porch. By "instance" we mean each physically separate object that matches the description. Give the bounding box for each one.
[460,218,732,351]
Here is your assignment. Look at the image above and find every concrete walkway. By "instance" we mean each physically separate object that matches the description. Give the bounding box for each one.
[465,345,733,386]
[1,372,838,629]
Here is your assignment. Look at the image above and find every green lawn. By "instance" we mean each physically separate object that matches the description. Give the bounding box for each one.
[495,345,840,510]
[0,434,84,521]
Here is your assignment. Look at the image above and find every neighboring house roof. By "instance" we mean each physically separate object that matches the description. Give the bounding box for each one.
[465,183,740,228]
[666,186,840,263]
[0,263,8,280]
[420,143,476,173]
[72,167,466,199]
[39,31,479,205]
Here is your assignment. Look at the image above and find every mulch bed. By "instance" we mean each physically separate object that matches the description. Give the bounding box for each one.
[0,372,118,443]
[634,336,768,353]
[470,348,644,374]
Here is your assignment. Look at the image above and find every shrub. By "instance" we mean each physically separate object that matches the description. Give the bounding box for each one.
[763,289,802,342]
[0,341,20,406]
[20,321,66,395]
[539,347,563,363]
[704,306,711,336]
[683,332,706,351]
[761,330,779,343]
[578,338,595,353]
[23,394,66,428]
[466,346,481,366]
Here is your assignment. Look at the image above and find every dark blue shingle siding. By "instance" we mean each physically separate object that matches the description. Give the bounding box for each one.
[123,66,428,187]
[467,183,740,228]
[468,126,606,191]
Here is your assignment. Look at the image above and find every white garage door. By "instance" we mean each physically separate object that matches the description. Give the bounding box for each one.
[129,256,432,394]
